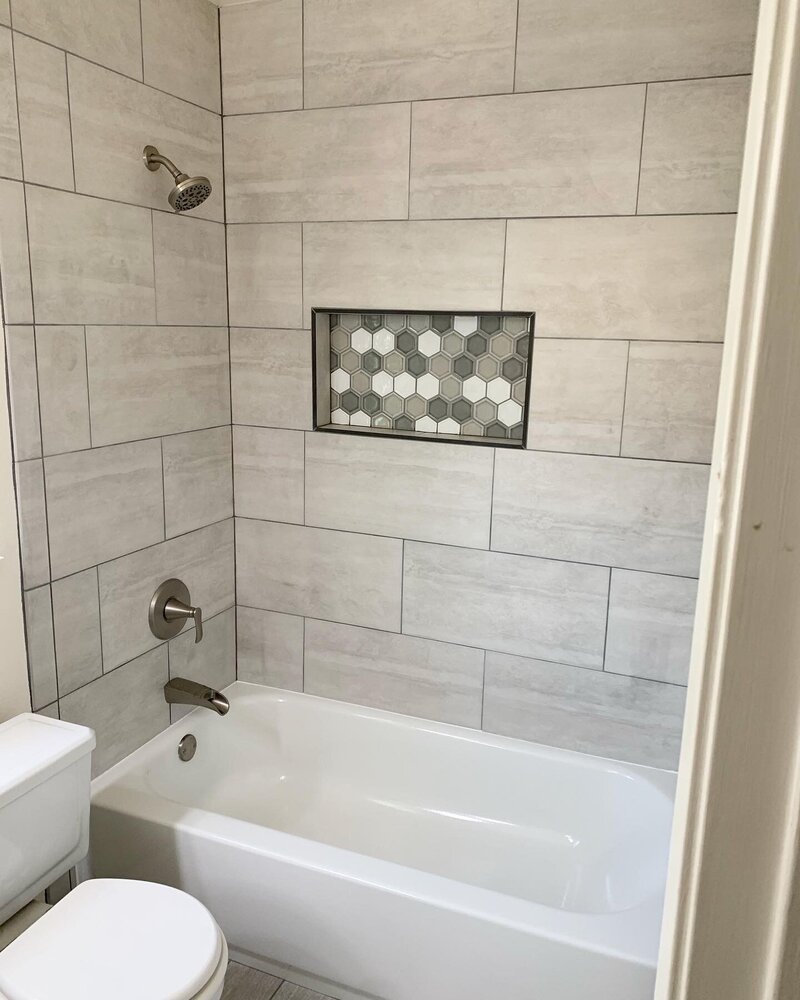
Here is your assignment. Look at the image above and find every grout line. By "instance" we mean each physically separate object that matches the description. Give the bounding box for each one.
[82,326,93,447]
[511,0,521,92]
[487,449,497,549]
[159,436,167,539]
[95,566,105,674]
[222,209,738,225]
[300,0,305,110]
[480,649,487,729]
[406,103,413,220]
[63,52,77,191]
[13,422,235,462]
[618,340,632,456]
[600,567,613,670]
[149,210,158,321]
[302,431,307,524]
[137,0,145,82]
[399,538,405,633]
[499,219,509,310]
[634,84,649,214]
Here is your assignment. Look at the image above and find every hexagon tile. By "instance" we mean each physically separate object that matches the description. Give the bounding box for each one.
[316,311,533,445]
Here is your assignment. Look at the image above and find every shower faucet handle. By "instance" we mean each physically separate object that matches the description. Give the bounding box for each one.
[149,578,203,643]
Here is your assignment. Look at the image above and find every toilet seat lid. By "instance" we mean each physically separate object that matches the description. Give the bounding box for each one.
[0,879,223,1000]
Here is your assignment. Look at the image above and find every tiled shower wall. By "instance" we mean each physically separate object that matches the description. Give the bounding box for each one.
[223,0,758,769]
[0,0,234,775]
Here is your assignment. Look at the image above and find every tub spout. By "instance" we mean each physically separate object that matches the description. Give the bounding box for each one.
[164,677,229,715]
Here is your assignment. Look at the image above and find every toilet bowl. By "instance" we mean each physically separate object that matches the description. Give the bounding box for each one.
[0,879,228,1000]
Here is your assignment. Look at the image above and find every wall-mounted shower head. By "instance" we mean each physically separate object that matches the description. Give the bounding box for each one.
[143,145,212,213]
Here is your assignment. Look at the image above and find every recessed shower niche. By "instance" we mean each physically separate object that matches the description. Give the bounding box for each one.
[312,310,535,447]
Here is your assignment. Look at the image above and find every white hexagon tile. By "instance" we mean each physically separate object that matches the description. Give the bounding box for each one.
[319,312,533,445]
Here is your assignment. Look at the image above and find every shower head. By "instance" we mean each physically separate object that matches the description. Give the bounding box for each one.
[143,145,212,213]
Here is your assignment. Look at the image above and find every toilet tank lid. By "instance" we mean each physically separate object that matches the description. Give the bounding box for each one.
[0,715,95,810]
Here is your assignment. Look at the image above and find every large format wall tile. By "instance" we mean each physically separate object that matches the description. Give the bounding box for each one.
[237,606,304,690]
[153,214,228,326]
[305,433,493,548]
[45,440,164,579]
[304,221,506,313]
[237,519,403,631]
[13,34,73,190]
[141,0,221,113]
[98,519,235,670]
[162,427,233,538]
[504,215,736,342]
[606,570,698,685]
[230,328,312,430]
[528,339,628,455]
[15,459,49,588]
[0,1,9,26]
[0,180,33,323]
[304,0,517,107]
[304,619,485,727]
[403,542,608,667]
[61,647,170,777]
[23,585,57,710]
[0,28,22,179]
[621,343,723,463]
[227,224,303,328]
[51,568,103,696]
[233,426,304,524]
[492,451,709,576]
[26,188,156,325]
[638,77,751,214]
[68,57,223,222]
[13,0,143,79]
[225,104,411,223]
[168,608,235,720]
[483,652,686,769]
[410,87,644,219]
[220,0,302,115]
[515,0,758,92]
[35,326,91,456]
[86,326,230,446]
[5,326,41,461]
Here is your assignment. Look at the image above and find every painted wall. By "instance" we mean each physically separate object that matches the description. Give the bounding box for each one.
[222,0,758,768]
[0,0,233,773]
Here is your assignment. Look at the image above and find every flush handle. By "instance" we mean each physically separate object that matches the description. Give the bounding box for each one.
[149,578,203,643]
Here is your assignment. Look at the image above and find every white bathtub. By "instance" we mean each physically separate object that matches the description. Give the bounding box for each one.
[90,682,675,1000]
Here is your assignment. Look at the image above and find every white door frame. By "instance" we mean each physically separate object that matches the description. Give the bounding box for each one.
[656,0,800,995]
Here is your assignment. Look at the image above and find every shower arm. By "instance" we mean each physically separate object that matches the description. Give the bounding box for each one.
[143,146,186,182]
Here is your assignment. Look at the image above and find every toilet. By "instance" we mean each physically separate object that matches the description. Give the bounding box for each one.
[0,713,228,1000]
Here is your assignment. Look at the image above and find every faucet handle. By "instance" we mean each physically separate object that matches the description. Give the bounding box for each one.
[149,578,203,643]
[164,598,203,643]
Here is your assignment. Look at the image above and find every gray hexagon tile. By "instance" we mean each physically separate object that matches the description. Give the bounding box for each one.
[321,311,532,443]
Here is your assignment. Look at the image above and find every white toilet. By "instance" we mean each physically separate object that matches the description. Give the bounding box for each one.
[0,713,228,1000]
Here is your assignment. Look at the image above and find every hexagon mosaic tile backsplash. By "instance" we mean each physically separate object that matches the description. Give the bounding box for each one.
[316,311,534,445]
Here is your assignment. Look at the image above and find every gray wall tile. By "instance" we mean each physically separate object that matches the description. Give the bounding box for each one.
[227,223,303,328]
[621,342,723,463]
[5,325,41,461]
[141,0,221,113]
[237,606,304,690]
[504,215,736,342]
[45,439,165,578]
[528,339,628,456]
[410,87,644,219]
[237,518,402,631]
[67,56,223,222]
[515,0,758,92]
[36,702,59,719]
[13,0,143,79]
[304,618,484,727]
[638,76,751,214]
[492,451,709,576]
[86,325,230,446]
[233,425,304,524]
[163,426,233,538]
[51,568,102,696]
[483,651,686,769]
[36,326,92,456]
[220,0,302,115]
[26,187,156,325]
[13,34,73,190]
[98,518,235,670]
[168,607,235,720]
[305,433,493,548]
[230,328,312,430]
[24,585,57,710]
[0,1,9,26]
[304,0,517,107]
[304,221,506,313]
[0,180,33,324]
[61,646,170,777]
[225,104,410,223]
[0,28,21,180]
[153,214,228,327]
[15,459,49,588]
[606,569,698,685]
[403,541,608,667]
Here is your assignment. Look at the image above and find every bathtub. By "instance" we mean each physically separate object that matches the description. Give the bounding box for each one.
[90,682,675,1000]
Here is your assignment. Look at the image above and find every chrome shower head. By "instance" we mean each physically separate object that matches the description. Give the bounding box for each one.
[143,145,212,213]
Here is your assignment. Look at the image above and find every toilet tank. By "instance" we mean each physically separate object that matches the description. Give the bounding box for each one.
[0,714,95,924]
